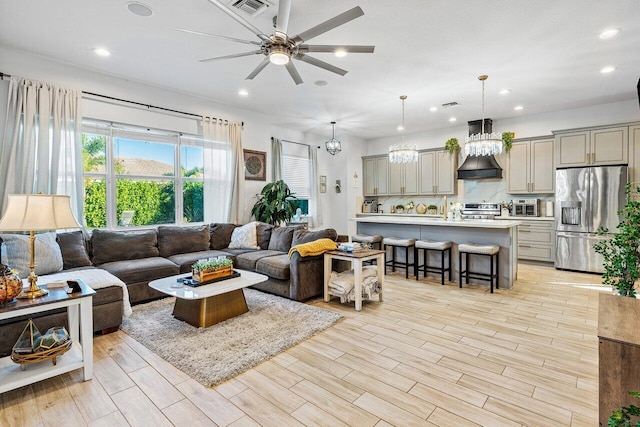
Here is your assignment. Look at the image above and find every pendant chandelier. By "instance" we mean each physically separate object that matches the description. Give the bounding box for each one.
[389,95,418,163]
[465,75,503,157]
[325,121,342,155]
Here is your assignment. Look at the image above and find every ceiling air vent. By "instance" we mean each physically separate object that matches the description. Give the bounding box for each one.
[442,102,459,108]
[230,0,271,16]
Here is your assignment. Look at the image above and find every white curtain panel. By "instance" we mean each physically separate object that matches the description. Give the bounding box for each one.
[309,146,323,227]
[202,117,244,224]
[0,76,83,221]
[271,137,283,181]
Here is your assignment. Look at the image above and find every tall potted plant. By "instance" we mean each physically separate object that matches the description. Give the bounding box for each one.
[251,180,298,225]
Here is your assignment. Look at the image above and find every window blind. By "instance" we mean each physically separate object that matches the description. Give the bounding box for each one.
[282,154,310,199]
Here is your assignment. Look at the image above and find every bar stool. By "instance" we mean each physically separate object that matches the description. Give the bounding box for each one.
[414,240,452,286]
[383,237,416,279]
[351,234,383,250]
[458,243,499,293]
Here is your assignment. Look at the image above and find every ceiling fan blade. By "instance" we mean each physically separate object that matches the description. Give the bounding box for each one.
[199,50,263,63]
[291,6,364,45]
[174,28,261,46]
[246,57,271,80]
[205,0,270,41]
[284,61,303,85]
[275,0,292,35]
[298,44,375,54]
[294,53,347,76]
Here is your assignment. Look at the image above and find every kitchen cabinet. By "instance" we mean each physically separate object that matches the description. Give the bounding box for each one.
[631,125,640,185]
[388,160,418,195]
[507,138,554,194]
[555,126,628,168]
[418,149,456,195]
[363,156,388,196]
[516,219,555,262]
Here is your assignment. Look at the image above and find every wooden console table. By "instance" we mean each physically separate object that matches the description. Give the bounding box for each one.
[0,281,95,394]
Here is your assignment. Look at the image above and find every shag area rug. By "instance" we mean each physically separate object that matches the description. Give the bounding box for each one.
[121,289,342,387]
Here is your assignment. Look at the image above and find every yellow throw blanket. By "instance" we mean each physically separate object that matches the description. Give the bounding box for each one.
[288,238,338,259]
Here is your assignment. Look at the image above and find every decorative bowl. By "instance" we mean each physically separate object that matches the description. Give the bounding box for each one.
[0,263,22,304]
[416,204,427,214]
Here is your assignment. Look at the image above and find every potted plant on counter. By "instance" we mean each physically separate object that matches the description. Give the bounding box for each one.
[427,205,438,215]
[395,204,405,214]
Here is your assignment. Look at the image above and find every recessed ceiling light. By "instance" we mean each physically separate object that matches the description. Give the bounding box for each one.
[514,105,524,111]
[449,117,457,122]
[238,89,248,97]
[334,49,347,58]
[601,66,616,74]
[499,89,511,95]
[599,28,621,39]
[314,80,328,86]
[92,47,110,57]
[127,2,154,17]
[397,125,404,131]
[429,107,437,112]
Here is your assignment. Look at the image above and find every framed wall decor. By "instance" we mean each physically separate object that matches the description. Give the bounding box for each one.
[243,149,266,181]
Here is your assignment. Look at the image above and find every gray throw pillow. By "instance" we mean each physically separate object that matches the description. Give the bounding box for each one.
[255,222,274,250]
[91,229,159,265]
[57,231,92,270]
[157,225,210,257]
[210,223,238,249]
[291,229,338,247]
[0,232,63,277]
[267,226,298,252]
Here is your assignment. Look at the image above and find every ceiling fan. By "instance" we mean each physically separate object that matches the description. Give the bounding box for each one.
[175,0,375,85]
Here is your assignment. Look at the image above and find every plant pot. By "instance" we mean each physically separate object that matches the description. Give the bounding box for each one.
[193,266,233,283]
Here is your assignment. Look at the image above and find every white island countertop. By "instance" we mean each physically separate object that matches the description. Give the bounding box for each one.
[352,216,521,229]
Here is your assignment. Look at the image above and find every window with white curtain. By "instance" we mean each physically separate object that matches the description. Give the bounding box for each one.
[281,143,310,215]
[82,121,205,228]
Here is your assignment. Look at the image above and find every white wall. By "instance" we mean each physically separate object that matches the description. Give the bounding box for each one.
[0,45,360,232]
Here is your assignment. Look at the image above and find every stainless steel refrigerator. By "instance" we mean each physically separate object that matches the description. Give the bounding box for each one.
[555,165,627,273]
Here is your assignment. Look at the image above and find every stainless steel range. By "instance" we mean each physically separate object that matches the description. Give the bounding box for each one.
[462,202,500,219]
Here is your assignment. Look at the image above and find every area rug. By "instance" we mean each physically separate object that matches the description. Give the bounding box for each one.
[121,289,342,387]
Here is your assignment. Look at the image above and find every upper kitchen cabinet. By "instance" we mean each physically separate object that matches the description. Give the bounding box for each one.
[507,137,554,194]
[631,125,640,185]
[388,160,418,195]
[363,156,389,196]
[419,149,456,195]
[555,126,628,168]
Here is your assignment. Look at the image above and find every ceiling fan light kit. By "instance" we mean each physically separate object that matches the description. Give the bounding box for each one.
[465,75,504,157]
[325,121,342,155]
[181,0,374,84]
[389,95,418,164]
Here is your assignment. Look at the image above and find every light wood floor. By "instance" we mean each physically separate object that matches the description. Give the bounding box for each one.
[0,263,606,426]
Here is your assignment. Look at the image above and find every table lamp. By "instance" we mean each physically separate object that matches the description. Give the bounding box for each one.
[0,194,80,299]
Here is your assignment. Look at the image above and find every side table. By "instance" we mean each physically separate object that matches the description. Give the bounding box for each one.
[0,280,95,394]
[324,249,385,311]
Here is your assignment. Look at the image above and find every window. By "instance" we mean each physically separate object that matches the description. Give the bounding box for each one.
[282,145,310,215]
[82,122,205,228]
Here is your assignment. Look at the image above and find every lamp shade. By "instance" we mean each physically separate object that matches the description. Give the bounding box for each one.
[0,194,80,231]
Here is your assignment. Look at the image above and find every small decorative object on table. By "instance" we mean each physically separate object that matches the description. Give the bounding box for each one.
[416,203,427,214]
[427,205,438,215]
[0,263,22,305]
[11,319,71,370]
[395,204,405,214]
[192,257,234,283]
[405,201,415,214]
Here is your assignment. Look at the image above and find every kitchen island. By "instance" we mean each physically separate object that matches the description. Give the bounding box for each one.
[354,215,520,289]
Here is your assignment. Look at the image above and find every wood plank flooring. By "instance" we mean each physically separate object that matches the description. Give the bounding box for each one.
[0,263,606,426]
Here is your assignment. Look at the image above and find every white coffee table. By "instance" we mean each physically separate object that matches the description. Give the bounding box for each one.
[148,269,268,328]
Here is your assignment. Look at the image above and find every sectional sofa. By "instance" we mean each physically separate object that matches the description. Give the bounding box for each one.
[0,222,341,356]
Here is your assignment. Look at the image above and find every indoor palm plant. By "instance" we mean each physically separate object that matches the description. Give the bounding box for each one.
[251,180,298,225]
[594,183,640,297]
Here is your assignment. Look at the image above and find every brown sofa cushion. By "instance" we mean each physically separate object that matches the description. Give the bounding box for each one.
[98,257,179,285]
[255,222,274,250]
[157,225,210,257]
[210,223,238,250]
[267,226,298,252]
[56,231,92,270]
[236,250,286,271]
[91,229,159,265]
[256,254,290,280]
[291,229,338,247]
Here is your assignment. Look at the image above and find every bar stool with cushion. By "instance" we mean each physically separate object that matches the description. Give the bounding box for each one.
[458,243,499,293]
[351,234,383,250]
[383,237,416,279]
[414,240,452,286]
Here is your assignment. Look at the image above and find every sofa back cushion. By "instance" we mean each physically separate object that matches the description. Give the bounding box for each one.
[157,225,210,257]
[267,226,300,252]
[57,231,92,270]
[210,223,238,249]
[91,229,159,265]
[255,222,274,250]
[291,228,338,247]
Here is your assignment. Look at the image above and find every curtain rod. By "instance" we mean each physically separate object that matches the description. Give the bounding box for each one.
[272,137,320,149]
[0,71,243,126]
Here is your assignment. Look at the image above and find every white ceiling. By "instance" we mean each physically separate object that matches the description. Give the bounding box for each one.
[1,0,638,139]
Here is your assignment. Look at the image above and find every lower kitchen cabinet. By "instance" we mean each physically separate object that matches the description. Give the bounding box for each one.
[517,220,555,262]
